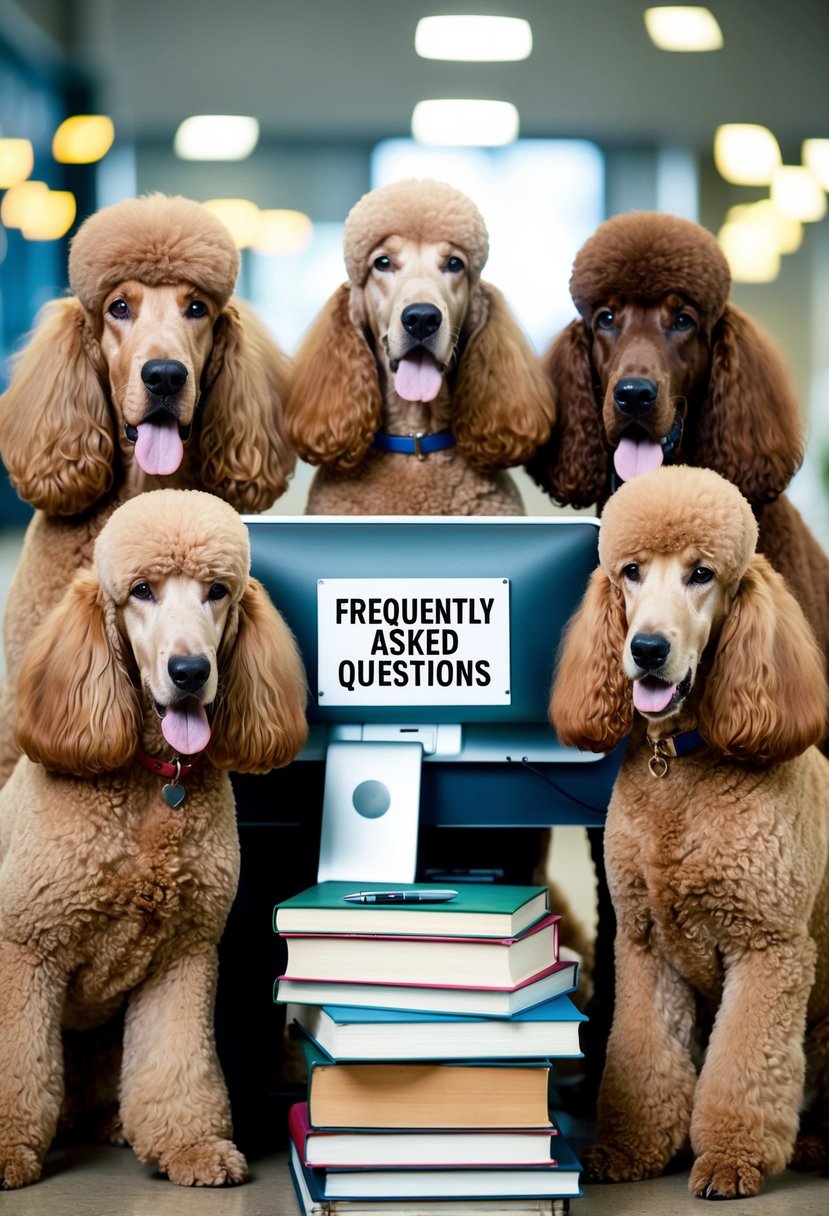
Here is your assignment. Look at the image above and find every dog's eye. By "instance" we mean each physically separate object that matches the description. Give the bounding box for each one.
[622,562,640,582]
[689,566,714,585]
[108,298,130,319]
[673,312,696,331]
[445,256,465,274]
[187,300,209,319]
[595,309,615,330]
[373,255,392,272]
[207,582,229,601]
[130,581,154,601]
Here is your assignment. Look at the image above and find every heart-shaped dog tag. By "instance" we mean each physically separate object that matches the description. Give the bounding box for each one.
[162,783,186,808]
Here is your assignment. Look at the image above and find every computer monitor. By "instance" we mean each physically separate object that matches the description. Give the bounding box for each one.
[242,515,620,883]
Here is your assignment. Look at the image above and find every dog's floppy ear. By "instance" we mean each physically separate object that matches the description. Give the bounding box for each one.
[453,283,554,470]
[526,320,608,507]
[15,570,140,775]
[209,578,308,773]
[699,554,827,764]
[0,297,115,514]
[550,568,632,752]
[694,304,803,504]
[284,284,382,471]
[199,298,295,512]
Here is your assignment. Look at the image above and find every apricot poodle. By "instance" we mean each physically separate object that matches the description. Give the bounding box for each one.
[528,210,829,678]
[285,178,554,514]
[551,465,829,1199]
[0,489,308,1189]
[0,193,295,785]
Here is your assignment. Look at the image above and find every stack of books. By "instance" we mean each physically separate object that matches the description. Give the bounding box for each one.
[273,881,585,1214]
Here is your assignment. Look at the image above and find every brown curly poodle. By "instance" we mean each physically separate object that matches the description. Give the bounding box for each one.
[0,489,308,1189]
[285,178,554,515]
[527,210,829,680]
[0,193,295,786]
[551,465,829,1199]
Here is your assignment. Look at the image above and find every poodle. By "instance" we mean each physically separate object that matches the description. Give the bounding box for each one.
[285,178,554,515]
[527,210,829,678]
[0,489,308,1189]
[550,465,829,1199]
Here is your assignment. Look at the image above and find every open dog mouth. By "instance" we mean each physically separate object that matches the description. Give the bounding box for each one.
[613,409,684,484]
[152,694,212,755]
[388,347,446,404]
[125,413,192,477]
[632,668,692,716]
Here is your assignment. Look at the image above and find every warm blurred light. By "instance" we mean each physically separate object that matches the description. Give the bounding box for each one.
[21,189,76,240]
[415,15,532,61]
[802,139,829,191]
[254,209,313,255]
[202,198,261,247]
[718,219,780,283]
[52,115,115,163]
[644,6,723,51]
[412,99,519,146]
[713,123,781,185]
[771,165,827,222]
[0,138,34,187]
[726,200,802,255]
[174,115,259,160]
[0,179,48,228]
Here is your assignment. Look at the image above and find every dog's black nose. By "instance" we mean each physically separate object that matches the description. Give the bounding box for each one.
[630,632,671,671]
[141,359,188,398]
[168,654,211,693]
[614,377,658,415]
[401,303,442,341]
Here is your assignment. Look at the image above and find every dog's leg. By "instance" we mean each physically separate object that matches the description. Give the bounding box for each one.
[582,931,697,1182]
[120,948,247,1186]
[689,939,815,1199]
[0,943,65,1188]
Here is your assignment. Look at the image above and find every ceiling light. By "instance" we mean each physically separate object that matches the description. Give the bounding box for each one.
[726,201,802,255]
[411,99,519,147]
[802,139,829,191]
[0,179,48,228]
[415,15,532,61]
[644,6,723,51]
[771,166,827,223]
[52,115,115,164]
[20,189,77,240]
[254,209,313,255]
[713,123,781,186]
[202,198,261,247]
[174,116,259,161]
[718,219,780,283]
[0,137,34,188]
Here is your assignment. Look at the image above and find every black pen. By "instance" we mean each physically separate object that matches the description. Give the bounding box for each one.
[342,889,459,904]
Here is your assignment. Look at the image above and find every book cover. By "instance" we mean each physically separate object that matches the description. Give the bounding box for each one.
[298,1036,554,1130]
[289,1102,559,1168]
[286,994,586,1061]
[281,913,560,988]
[274,881,549,938]
[275,958,579,1020]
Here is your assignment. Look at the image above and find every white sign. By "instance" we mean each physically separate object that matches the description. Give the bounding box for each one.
[317,577,511,707]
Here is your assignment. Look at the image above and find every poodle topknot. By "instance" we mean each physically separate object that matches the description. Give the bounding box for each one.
[343,178,489,286]
[69,193,240,314]
[570,211,731,327]
[598,465,759,589]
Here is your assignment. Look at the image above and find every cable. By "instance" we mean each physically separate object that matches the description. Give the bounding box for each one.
[505,755,609,816]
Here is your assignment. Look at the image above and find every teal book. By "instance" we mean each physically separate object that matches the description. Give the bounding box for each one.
[274,881,549,939]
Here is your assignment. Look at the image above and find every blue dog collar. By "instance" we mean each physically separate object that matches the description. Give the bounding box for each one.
[371,428,456,461]
[647,728,705,777]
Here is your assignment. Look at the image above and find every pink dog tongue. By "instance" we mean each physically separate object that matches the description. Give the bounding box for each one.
[394,350,443,402]
[614,436,664,483]
[632,679,677,714]
[134,420,184,476]
[161,702,211,755]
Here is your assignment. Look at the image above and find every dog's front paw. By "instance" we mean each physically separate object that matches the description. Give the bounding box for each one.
[162,1138,248,1187]
[689,1152,763,1199]
[0,1144,42,1189]
[582,1141,662,1183]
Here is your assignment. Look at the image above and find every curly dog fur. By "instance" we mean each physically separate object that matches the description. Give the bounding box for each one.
[0,193,295,786]
[0,490,307,1188]
[551,465,829,1199]
[285,179,554,514]
[528,210,829,681]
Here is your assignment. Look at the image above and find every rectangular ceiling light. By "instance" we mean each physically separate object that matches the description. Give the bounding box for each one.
[174,115,259,161]
[53,115,115,164]
[714,123,781,185]
[415,15,532,61]
[771,166,827,223]
[803,139,829,191]
[718,220,780,283]
[0,137,34,188]
[412,99,519,147]
[644,6,723,51]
